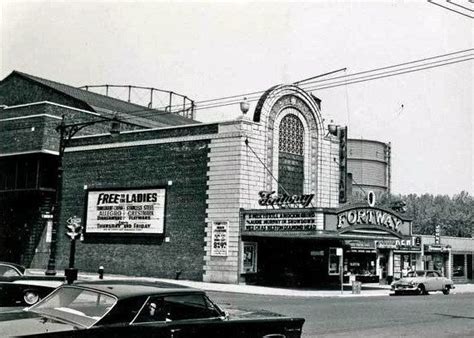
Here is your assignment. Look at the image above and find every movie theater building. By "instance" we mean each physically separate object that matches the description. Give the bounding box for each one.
[3,72,448,286]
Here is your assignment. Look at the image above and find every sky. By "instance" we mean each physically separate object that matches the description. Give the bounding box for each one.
[1,0,472,196]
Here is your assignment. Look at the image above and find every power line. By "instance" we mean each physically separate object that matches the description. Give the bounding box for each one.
[296,48,473,87]
[428,0,474,19]
[304,56,472,93]
[82,50,473,123]
[303,55,472,92]
[147,48,473,112]
[189,55,473,112]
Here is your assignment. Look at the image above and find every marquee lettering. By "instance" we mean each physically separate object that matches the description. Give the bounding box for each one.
[337,208,402,233]
[258,191,314,208]
[96,193,158,205]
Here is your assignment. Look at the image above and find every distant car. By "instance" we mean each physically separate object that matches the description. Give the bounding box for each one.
[0,262,64,307]
[0,280,305,337]
[0,262,25,280]
[391,270,454,295]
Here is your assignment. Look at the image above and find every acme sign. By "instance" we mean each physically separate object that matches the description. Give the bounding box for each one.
[258,191,314,208]
[337,208,402,233]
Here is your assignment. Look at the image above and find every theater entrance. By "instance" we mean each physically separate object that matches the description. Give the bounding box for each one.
[241,236,343,288]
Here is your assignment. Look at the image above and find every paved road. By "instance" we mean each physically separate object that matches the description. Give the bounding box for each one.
[208,291,474,337]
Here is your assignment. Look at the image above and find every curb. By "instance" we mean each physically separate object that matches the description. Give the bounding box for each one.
[27,269,474,298]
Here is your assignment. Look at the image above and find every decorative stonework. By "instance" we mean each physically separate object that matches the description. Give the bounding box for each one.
[252,85,324,199]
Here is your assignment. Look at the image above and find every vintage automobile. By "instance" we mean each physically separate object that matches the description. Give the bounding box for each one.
[0,262,64,307]
[0,280,305,337]
[391,270,454,295]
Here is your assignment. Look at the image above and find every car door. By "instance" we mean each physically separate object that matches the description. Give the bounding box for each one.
[425,271,439,291]
[161,293,225,337]
[432,271,443,290]
[132,293,224,337]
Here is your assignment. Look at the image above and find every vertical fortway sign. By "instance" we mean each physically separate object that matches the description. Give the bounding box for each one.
[434,224,441,244]
[211,221,229,257]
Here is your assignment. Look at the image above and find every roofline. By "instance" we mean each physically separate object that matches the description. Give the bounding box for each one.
[1,100,101,116]
[0,113,62,122]
[73,120,218,140]
[5,71,96,112]
[348,138,390,146]
[0,150,59,157]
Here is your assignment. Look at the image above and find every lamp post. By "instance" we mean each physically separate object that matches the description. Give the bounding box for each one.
[45,115,122,276]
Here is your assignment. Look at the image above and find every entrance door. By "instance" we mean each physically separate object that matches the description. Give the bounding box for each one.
[378,254,387,281]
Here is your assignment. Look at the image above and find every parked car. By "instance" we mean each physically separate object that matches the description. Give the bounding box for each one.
[0,262,64,307]
[0,280,305,337]
[391,270,454,295]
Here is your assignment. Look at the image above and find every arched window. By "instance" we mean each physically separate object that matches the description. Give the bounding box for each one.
[278,113,304,195]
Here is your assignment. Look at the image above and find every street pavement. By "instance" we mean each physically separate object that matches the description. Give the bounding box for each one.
[28,268,474,297]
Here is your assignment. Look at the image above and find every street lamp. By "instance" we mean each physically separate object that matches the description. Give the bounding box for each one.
[45,115,125,276]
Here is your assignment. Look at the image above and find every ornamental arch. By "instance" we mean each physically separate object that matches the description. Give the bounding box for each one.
[252,85,324,199]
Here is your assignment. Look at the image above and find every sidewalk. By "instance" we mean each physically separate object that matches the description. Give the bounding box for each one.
[28,269,474,298]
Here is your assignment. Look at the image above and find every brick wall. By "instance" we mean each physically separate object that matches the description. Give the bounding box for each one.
[1,103,139,155]
[54,133,214,281]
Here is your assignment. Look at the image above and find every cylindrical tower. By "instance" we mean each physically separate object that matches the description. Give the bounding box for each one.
[347,139,391,196]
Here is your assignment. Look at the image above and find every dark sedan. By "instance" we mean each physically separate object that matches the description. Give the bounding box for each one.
[0,262,64,307]
[0,280,305,337]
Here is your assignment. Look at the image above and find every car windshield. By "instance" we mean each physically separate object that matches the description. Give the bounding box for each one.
[406,271,425,277]
[28,286,117,328]
[0,264,22,277]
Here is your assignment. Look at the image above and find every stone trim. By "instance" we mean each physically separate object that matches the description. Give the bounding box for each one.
[0,114,62,122]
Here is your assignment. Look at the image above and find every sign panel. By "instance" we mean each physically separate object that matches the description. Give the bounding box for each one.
[211,221,228,257]
[243,210,317,232]
[337,208,403,233]
[86,188,166,235]
[434,224,441,244]
[375,238,421,251]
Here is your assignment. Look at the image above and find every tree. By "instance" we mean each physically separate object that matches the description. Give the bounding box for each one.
[355,191,473,238]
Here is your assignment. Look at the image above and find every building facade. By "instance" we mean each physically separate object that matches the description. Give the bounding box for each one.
[1,71,472,286]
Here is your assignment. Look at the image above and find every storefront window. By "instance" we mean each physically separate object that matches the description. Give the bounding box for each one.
[453,254,465,277]
[346,252,376,276]
[394,253,417,278]
[328,248,340,275]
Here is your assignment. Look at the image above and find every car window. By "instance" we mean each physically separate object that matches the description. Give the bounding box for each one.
[432,271,440,277]
[135,294,221,323]
[30,286,117,328]
[0,265,21,277]
[406,271,425,277]
[426,272,435,277]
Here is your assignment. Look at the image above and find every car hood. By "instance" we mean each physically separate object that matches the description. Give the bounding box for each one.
[0,311,78,336]
[394,277,421,284]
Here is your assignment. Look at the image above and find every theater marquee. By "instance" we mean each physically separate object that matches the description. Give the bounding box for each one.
[243,210,317,232]
[85,188,166,235]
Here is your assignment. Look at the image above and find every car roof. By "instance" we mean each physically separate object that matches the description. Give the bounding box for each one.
[0,262,25,274]
[68,280,202,299]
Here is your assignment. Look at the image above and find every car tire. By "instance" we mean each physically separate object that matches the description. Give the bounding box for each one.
[442,286,450,295]
[417,284,427,295]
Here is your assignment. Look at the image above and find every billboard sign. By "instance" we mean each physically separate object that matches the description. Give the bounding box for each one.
[85,188,166,235]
